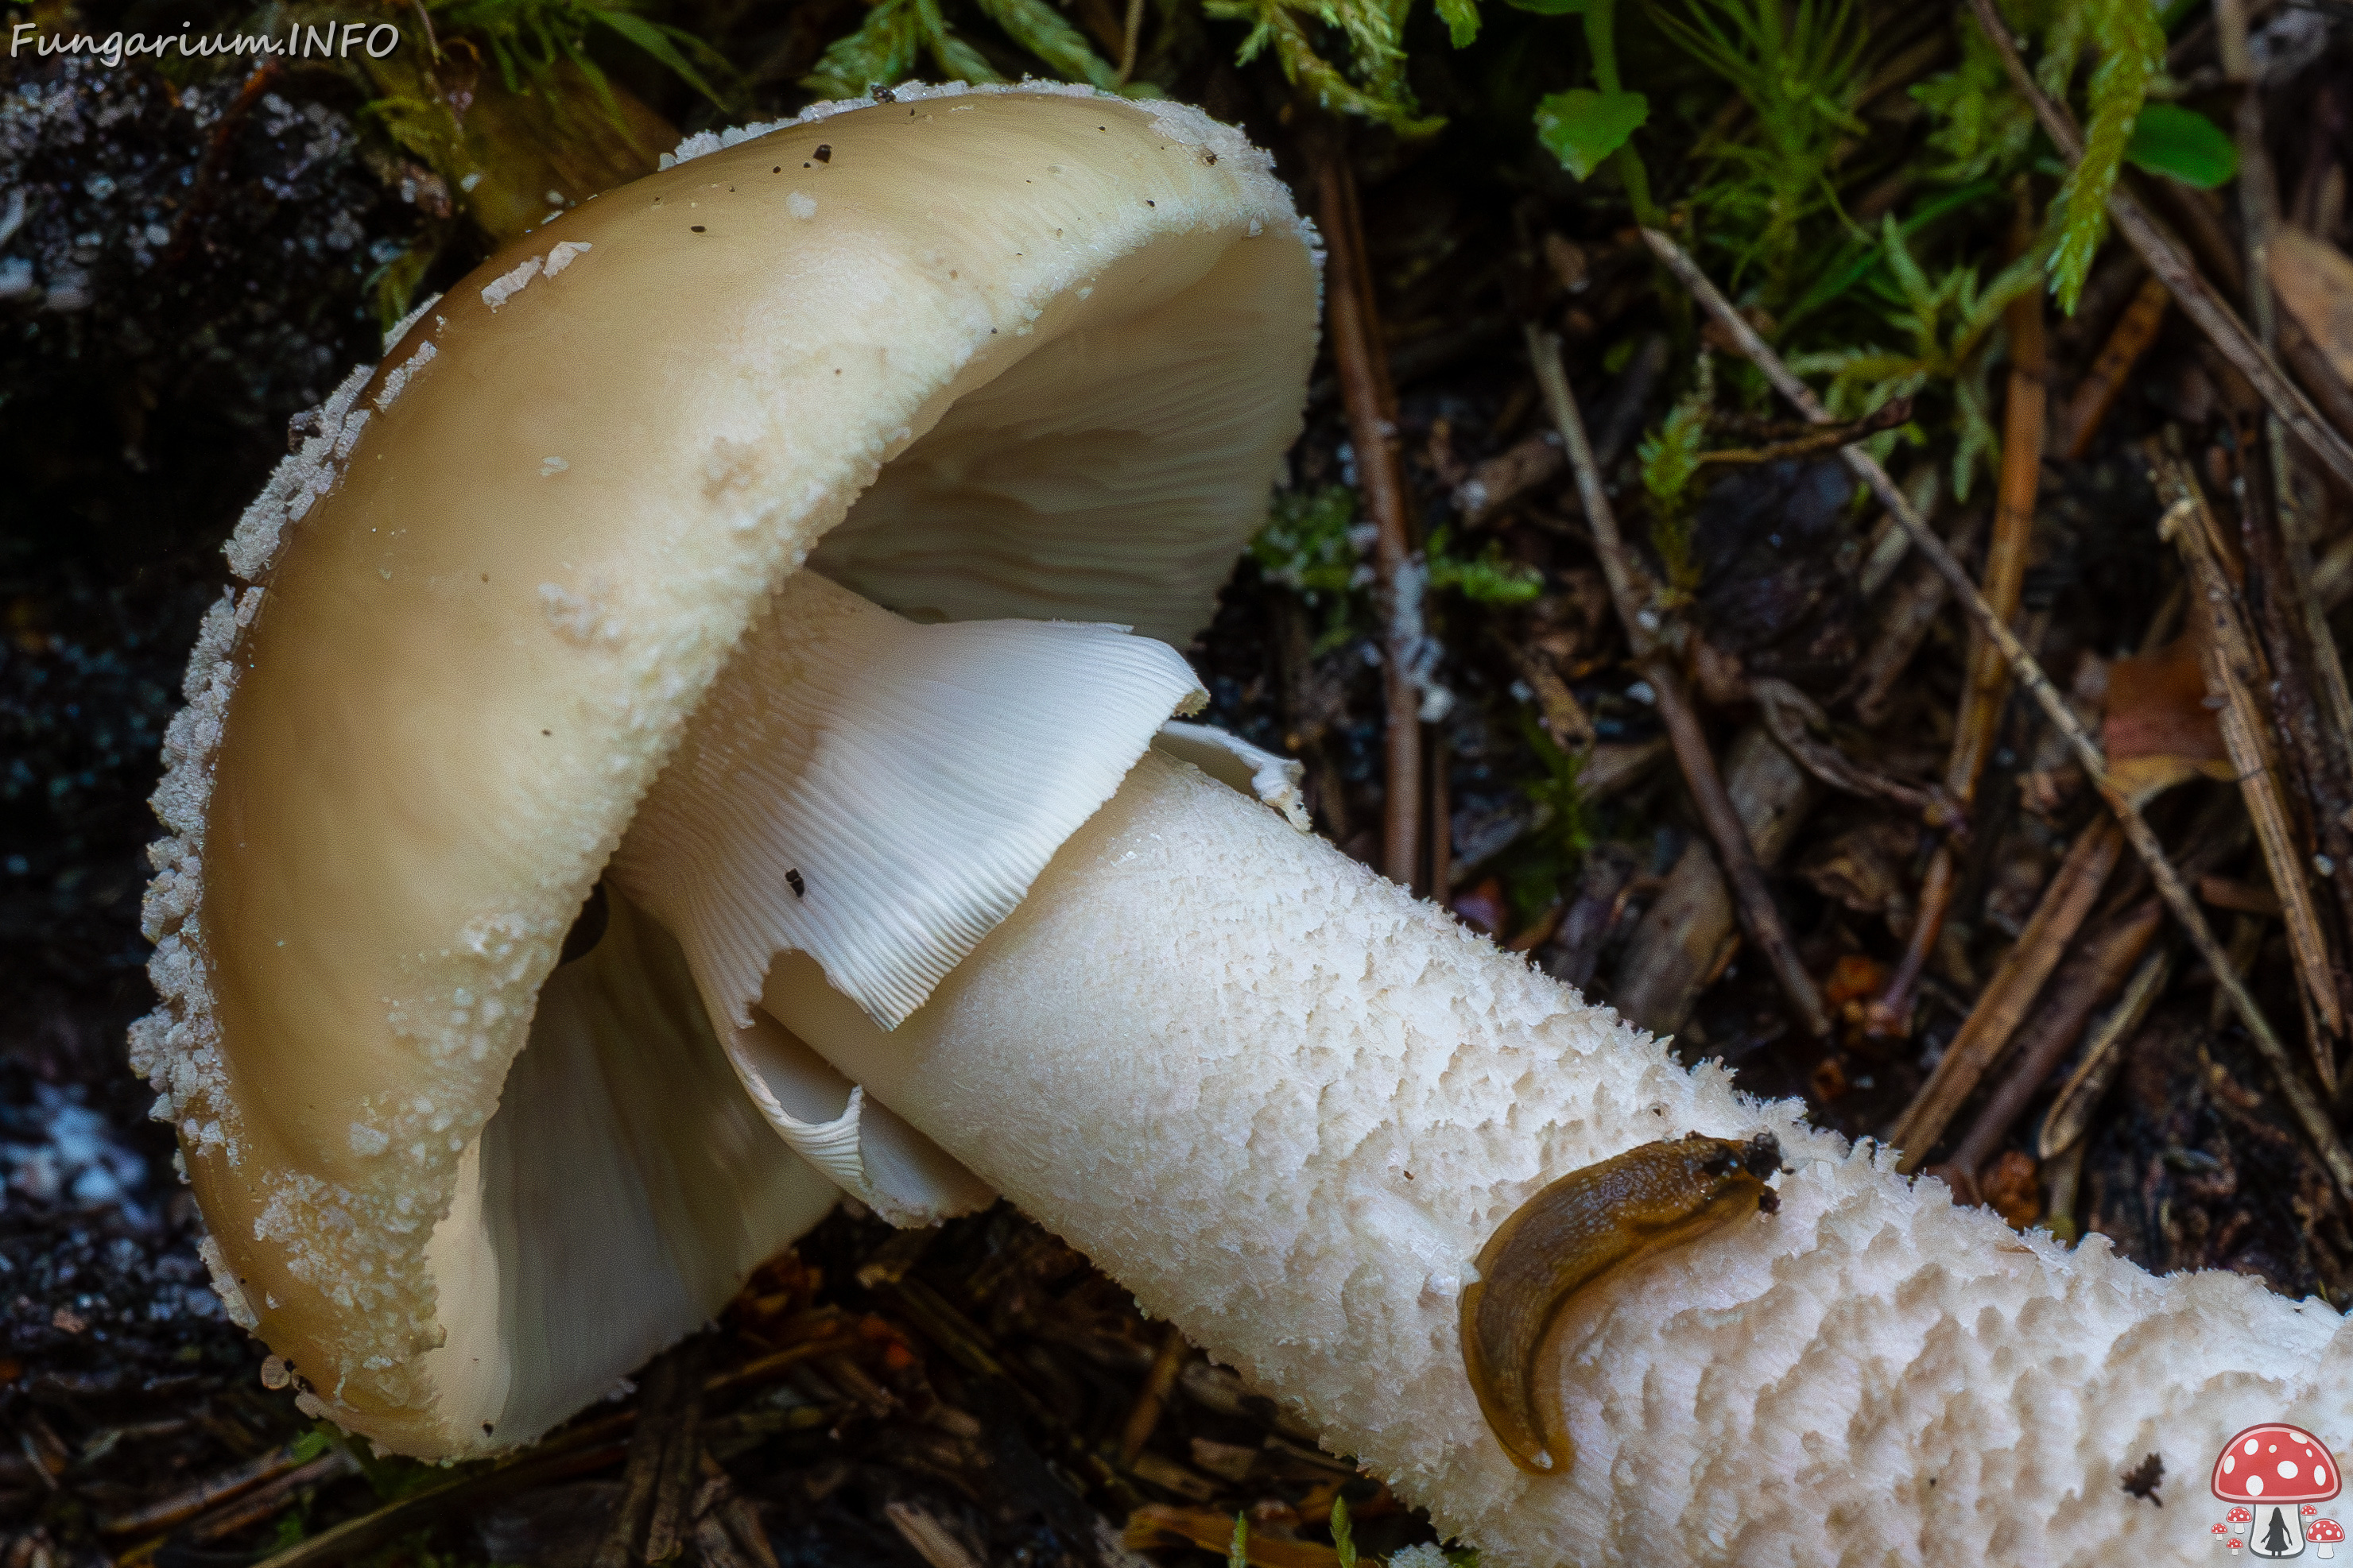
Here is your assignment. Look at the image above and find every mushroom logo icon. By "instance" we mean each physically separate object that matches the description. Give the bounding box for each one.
[2313,1520,2347,1559]
[2213,1423,2342,1558]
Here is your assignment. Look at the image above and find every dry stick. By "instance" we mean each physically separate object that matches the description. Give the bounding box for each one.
[1889,817,2125,1165]
[1867,246,2046,1039]
[1118,1324,1190,1467]
[99,1439,317,1535]
[2155,458,2347,1072]
[1849,509,1987,725]
[2038,946,2175,1159]
[1527,325,1832,1038]
[1642,226,2353,1201]
[1317,151,1421,890]
[1959,0,2353,495]
[1112,0,1146,85]
[2217,0,2353,1048]
[2060,275,2172,460]
[1947,896,2167,1187]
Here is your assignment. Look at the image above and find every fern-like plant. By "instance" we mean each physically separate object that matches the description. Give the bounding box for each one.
[1647,0,1870,308]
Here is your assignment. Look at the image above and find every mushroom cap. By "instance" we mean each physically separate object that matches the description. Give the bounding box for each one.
[2315,1519,2347,1542]
[2212,1424,2342,1504]
[134,83,1318,1454]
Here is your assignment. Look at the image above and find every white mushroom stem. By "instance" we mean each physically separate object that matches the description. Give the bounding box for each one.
[757,749,2352,1568]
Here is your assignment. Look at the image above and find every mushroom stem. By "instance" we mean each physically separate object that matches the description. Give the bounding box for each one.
[762,749,2353,1566]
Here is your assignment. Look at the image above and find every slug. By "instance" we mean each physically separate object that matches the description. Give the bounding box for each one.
[1459,1131,1785,1475]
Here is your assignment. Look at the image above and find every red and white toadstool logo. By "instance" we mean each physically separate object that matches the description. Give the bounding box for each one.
[2212,1423,2342,1558]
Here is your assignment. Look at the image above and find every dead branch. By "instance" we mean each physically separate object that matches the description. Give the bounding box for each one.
[2061,276,2171,459]
[1889,818,2126,1167]
[2153,450,2345,1076]
[1948,895,2166,1187]
[1528,325,1832,1037]
[1316,148,1423,890]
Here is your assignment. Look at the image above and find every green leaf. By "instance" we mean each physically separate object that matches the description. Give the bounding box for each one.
[1228,1515,1250,1568]
[2123,101,2239,188]
[1434,0,1481,45]
[586,8,726,105]
[973,0,1123,86]
[1533,89,1648,180]
[1332,1496,1358,1568]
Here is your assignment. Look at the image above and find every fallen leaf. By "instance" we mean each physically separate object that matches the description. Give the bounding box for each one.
[2273,225,2353,388]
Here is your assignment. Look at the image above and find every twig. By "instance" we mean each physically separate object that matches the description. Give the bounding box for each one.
[188,1452,359,1543]
[2215,0,2353,1027]
[2061,276,2172,459]
[1688,399,1915,475]
[1958,0,2353,494]
[1948,896,2165,1184]
[595,1340,707,1567]
[1527,325,1831,1038]
[1113,0,1145,86]
[1118,1325,1190,1467]
[1889,818,2125,1167]
[1316,147,1422,889]
[1868,244,2045,1039]
[2038,946,2176,1159]
[99,1438,317,1535]
[1749,676,1951,823]
[1848,510,1987,725]
[1640,226,2353,1202]
[2154,454,2345,1074]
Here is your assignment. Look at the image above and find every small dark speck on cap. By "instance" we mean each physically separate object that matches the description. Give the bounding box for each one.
[786,868,806,898]
[483,1423,494,1434]
[541,730,552,737]
[774,165,782,173]
[816,145,831,162]
[1145,199,1155,207]
[692,225,707,232]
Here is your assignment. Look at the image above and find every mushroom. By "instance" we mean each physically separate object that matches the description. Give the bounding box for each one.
[2312,1518,2345,1558]
[138,82,2353,1566]
[2212,1423,2340,1559]
[2229,1507,2255,1529]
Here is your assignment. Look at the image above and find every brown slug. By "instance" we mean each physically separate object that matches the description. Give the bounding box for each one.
[1459,1131,1785,1475]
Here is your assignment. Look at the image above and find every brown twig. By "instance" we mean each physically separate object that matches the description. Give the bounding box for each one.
[1958,0,2353,494]
[2153,451,2346,1075]
[2037,947,2176,1159]
[1112,0,1146,85]
[1847,510,1987,725]
[1749,676,1952,823]
[1527,325,1832,1038]
[1316,146,1421,889]
[1638,227,2353,1202]
[1948,895,2166,1186]
[2061,275,2172,459]
[99,1438,317,1535]
[595,1339,708,1567]
[1118,1324,1189,1467]
[1689,398,1917,475]
[1868,240,2045,1039]
[1889,818,2126,1167]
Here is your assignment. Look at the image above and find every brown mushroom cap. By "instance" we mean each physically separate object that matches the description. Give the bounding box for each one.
[134,83,1317,1454]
